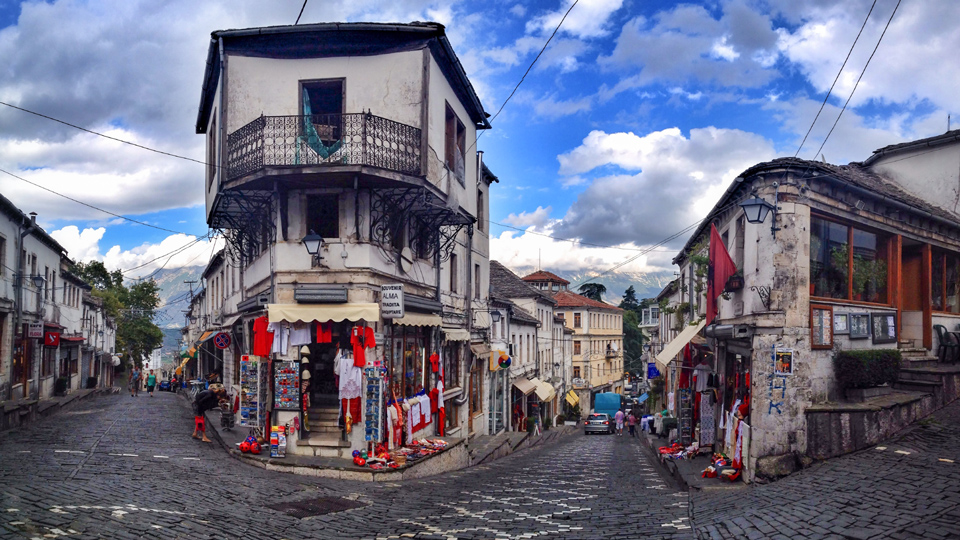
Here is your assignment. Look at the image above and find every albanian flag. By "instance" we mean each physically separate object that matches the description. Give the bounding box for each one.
[706,223,737,327]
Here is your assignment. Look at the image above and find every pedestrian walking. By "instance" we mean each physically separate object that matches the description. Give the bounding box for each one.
[192,387,226,443]
[627,411,637,437]
[146,370,157,397]
[129,367,141,397]
[614,408,625,436]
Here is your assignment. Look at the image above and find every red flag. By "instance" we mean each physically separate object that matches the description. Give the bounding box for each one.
[706,224,737,327]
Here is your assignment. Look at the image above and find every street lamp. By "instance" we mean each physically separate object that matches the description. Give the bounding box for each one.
[30,275,45,289]
[739,183,781,238]
[301,230,324,262]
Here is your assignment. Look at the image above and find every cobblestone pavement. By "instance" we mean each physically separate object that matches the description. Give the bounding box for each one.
[6,391,960,539]
[0,392,691,539]
[693,400,960,540]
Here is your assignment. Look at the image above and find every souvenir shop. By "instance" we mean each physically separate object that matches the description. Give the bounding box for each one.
[234,303,454,468]
[654,338,752,482]
[510,376,555,433]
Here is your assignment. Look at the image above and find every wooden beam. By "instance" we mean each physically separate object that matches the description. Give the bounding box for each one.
[922,243,933,350]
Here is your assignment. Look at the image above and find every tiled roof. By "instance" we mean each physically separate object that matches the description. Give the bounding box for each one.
[490,261,556,304]
[521,270,570,285]
[552,290,622,311]
[489,294,540,325]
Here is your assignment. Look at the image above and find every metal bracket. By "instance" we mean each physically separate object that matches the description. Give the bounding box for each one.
[750,285,772,310]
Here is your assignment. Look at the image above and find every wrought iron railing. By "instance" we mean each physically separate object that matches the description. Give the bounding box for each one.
[227,113,422,180]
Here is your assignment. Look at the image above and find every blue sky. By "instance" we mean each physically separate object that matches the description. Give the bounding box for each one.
[0,0,956,277]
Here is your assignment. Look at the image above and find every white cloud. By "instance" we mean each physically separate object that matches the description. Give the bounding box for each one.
[502,206,553,228]
[553,127,777,246]
[509,4,526,17]
[50,226,220,278]
[490,227,666,275]
[526,0,625,39]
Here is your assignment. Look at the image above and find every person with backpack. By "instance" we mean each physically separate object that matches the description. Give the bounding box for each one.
[129,367,141,397]
[192,387,226,443]
[145,370,158,397]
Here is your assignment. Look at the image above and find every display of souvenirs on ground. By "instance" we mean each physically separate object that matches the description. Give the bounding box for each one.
[351,439,449,469]
[700,453,741,482]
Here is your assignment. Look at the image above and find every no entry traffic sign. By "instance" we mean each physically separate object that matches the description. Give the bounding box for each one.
[213,332,231,350]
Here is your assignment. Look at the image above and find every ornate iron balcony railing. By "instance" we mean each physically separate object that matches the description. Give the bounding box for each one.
[227,113,422,181]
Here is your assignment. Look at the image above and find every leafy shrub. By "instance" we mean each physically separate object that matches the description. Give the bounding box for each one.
[834,349,901,390]
[543,416,552,430]
[526,417,536,433]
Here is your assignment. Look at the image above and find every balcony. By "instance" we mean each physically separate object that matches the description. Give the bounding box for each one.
[227,113,422,182]
[605,349,617,359]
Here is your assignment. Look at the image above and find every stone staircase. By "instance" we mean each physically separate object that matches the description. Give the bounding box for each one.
[295,405,350,458]
[895,341,960,408]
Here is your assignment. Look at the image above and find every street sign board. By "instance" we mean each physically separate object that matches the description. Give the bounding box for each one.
[213,332,231,350]
[637,392,649,404]
[44,331,60,347]
[27,322,43,339]
[381,284,404,319]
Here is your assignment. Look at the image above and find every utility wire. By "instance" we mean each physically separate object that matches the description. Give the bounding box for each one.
[0,101,215,169]
[813,0,902,160]
[795,0,878,157]
[119,233,213,276]
[295,0,308,24]
[0,167,194,236]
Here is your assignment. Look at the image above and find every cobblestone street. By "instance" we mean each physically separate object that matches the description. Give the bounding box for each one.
[2,391,960,539]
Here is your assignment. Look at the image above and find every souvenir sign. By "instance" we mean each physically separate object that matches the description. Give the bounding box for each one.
[380,284,404,319]
[810,305,833,349]
[27,322,43,339]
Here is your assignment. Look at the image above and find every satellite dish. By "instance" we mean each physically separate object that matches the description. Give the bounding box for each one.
[400,247,414,274]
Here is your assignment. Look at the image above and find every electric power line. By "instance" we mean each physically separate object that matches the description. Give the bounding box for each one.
[0,101,215,169]
[295,0,308,24]
[813,0,902,160]
[0,167,194,236]
[795,0,878,158]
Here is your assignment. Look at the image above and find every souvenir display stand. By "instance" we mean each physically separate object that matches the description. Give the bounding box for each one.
[239,355,267,431]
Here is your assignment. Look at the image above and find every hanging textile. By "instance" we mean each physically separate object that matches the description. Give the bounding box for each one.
[269,322,290,355]
[341,397,361,426]
[289,322,311,346]
[351,325,376,367]
[317,321,333,344]
[436,360,446,436]
[429,353,439,373]
[387,400,403,449]
[732,421,745,469]
[252,316,274,357]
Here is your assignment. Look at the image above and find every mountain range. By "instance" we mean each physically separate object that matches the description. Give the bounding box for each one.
[504,265,675,306]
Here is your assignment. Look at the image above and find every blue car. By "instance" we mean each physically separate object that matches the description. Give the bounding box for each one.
[158,380,172,392]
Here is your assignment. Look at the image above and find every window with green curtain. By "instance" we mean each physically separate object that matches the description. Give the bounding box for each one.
[852,228,888,303]
[947,254,959,312]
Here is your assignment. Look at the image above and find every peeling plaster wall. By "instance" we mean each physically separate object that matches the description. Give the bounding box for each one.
[868,143,960,218]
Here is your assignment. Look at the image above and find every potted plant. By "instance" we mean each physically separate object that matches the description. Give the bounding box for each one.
[725,269,745,292]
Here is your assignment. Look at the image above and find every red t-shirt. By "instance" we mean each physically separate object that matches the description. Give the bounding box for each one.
[429,353,439,373]
[429,388,440,413]
[316,321,332,343]
[252,316,273,357]
[350,326,376,367]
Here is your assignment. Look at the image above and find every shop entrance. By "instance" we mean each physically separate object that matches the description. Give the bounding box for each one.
[305,342,340,408]
[901,243,928,348]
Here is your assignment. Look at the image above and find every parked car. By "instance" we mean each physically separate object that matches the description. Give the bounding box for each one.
[158,379,172,392]
[584,413,613,435]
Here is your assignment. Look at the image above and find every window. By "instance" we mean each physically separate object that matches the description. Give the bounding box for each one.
[474,263,481,299]
[477,189,485,231]
[735,215,745,270]
[207,111,217,190]
[574,312,581,328]
[44,266,49,300]
[449,253,458,293]
[0,236,5,277]
[306,194,340,240]
[932,251,960,312]
[42,347,56,377]
[444,103,466,183]
[573,366,581,378]
[51,272,56,304]
[810,216,889,303]
[574,341,581,355]
[302,79,344,118]
[443,344,461,390]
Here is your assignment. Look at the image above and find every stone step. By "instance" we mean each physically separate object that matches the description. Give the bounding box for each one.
[308,408,340,420]
[899,369,945,383]
[298,433,350,448]
[902,357,940,369]
[898,347,928,354]
[893,380,941,394]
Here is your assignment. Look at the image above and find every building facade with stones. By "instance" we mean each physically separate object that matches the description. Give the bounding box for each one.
[656,129,960,482]
[191,22,497,456]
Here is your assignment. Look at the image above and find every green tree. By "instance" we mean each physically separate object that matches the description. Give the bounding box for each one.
[619,285,641,314]
[72,262,163,369]
[622,310,645,374]
[578,282,606,301]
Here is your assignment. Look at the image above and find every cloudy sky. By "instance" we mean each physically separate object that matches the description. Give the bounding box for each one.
[0,0,955,278]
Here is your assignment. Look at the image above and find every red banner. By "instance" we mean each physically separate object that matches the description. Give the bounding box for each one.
[44,331,61,348]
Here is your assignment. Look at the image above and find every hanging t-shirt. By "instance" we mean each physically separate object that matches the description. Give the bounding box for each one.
[252,316,274,357]
[268,322,289,355]
[429,353,439,373]
[289,322,311,346]
[350,326,376,367]
[316,321,333,344]
[421,393,432,424]
[429,387,440,414]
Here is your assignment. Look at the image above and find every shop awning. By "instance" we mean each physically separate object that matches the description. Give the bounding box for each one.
[470,343,491,357]
[184,347,197,358]
[392,313,443,327]
[61,336,85,343]
[267,303,379,324]
[443,328,470,341]
[565,389,580,406]
[221,314,241,328]
[197,331,215,343]
[655,319,706,372]
[512,377,537,395]
[534,379,556,402]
